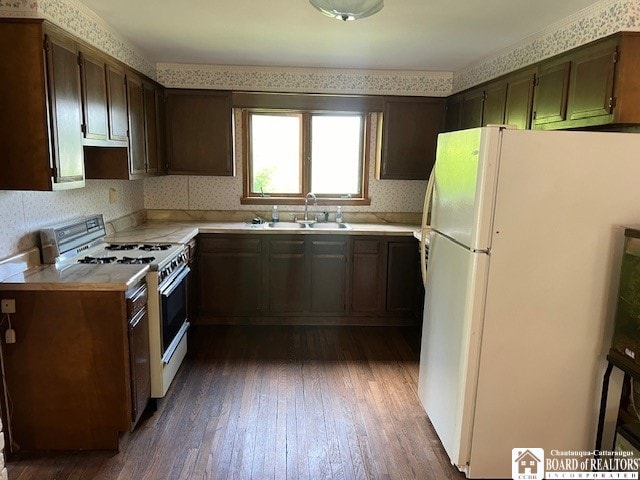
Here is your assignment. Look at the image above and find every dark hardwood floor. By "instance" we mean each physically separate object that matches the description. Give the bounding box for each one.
[7,325,464,480]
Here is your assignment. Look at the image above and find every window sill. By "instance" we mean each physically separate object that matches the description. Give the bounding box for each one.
[241,197,371,206]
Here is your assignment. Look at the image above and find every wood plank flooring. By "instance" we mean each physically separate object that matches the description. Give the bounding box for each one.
[7,325,465,480]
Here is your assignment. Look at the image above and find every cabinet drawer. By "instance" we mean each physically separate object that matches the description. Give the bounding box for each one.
[270,239,305,254]
[353,239,380,254]
[311,240,347,255]
[127,283,148,320]
[199,236,262,253]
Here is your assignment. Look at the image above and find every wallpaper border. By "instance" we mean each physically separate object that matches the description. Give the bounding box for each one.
[453,0,640,92]
[0,0,156,79]
[157,63,453,97]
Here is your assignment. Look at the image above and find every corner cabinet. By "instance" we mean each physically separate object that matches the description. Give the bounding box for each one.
[166,89,235,176]
[378,97,445,180]
[0,19,85,190]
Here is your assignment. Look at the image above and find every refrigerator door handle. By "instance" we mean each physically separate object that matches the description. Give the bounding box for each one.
[420,168,436,287]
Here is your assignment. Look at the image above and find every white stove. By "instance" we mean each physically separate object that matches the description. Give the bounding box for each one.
[40,215,190,398]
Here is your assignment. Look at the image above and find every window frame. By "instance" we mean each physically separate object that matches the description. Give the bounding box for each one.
[241,108,371,206]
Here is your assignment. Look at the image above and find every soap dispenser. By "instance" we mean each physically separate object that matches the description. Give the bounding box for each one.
[271,205,279,223]
[336,206,343,223]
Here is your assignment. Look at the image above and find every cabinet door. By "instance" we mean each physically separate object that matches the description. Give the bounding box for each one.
[268,238,306,313]
[504,70,536,129]
[309,238,347,314]
[166,90,234,175]
[198,236,263,316]
[0,20,51,190]
[128,308,150,426]
[532,60,571,127]
[106,64,129,141]
[351,238,382,314]
[126,73,147,176]
[156,87,167,174]
[143,81,159,175]
[460,88,485,129]
[79,50,108,141]
[482,81,507,126]
[386,240,420,314]
[379,97,445,180]
[567,41,617,121]
[44,31,85,186]
[444,93,463,132]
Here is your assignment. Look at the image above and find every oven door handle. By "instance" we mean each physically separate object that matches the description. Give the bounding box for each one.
[159,266,191,297]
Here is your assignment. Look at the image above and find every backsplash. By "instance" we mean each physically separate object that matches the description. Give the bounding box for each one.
[0,180,144,259]
[144,112,428,215]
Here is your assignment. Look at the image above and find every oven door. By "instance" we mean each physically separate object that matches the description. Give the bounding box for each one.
[159,266,190,364]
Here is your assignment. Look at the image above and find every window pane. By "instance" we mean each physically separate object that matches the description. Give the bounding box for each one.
[311,115,362,195]
[251,114,301,194]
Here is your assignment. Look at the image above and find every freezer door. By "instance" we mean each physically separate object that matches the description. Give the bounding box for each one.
[431,126,502,251]
[417,231,489,471]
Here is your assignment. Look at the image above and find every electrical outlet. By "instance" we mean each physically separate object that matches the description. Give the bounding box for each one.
[1,299,16,314]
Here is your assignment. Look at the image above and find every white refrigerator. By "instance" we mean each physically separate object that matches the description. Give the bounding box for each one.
[418,125,640,478]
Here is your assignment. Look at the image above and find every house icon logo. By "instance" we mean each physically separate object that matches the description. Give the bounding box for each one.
[512,448,544,480]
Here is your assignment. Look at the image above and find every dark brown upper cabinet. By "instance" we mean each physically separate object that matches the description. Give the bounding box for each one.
[566,39,617,125]
[0,19,85,191]
[106,64,129,142]
[166,90,235,176]
[530,32,640,130]
[460,88,485,129]
[85,72,165,180]
[531,59,571,128]
[482,80,507,126]
[79,49,109,142]
[450,32,640,132]
[444,93,463,132]
[143,80,160,175]
[126,72,147,177]
[378,96,445,180]
[79,47,131,148]
[504,69,536,129]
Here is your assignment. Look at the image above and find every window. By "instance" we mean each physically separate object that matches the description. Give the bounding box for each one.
[242,109,370,204]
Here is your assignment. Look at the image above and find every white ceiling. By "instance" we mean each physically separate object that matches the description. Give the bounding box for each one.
[79,0,602,71]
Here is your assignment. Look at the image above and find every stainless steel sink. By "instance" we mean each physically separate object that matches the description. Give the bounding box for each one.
[308,222,351,230]
[266,222,306,229]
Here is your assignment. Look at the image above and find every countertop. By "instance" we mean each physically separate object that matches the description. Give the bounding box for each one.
[105,221,420,244]
[0,263,149,291]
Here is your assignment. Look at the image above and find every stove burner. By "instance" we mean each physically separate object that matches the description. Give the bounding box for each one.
[117,256,156,265]
[105,244,139,251]
[139,244,172,251]
[78,256,117,264]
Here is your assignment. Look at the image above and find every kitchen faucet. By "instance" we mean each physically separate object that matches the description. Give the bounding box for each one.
[304,192,317,221]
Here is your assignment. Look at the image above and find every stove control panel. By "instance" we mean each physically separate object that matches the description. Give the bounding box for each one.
[158,249,188,284]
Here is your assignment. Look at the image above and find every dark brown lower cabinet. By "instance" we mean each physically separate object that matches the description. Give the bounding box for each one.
[268,238,306,313]
[198,235,264,316]
[386,240,421,315]
[310,238,348,314]
[197,233,421,324]
[351,238,383,314]
[0,286,148,452]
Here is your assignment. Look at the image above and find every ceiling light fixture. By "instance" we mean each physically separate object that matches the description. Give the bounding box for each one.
[309,0,384,21]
